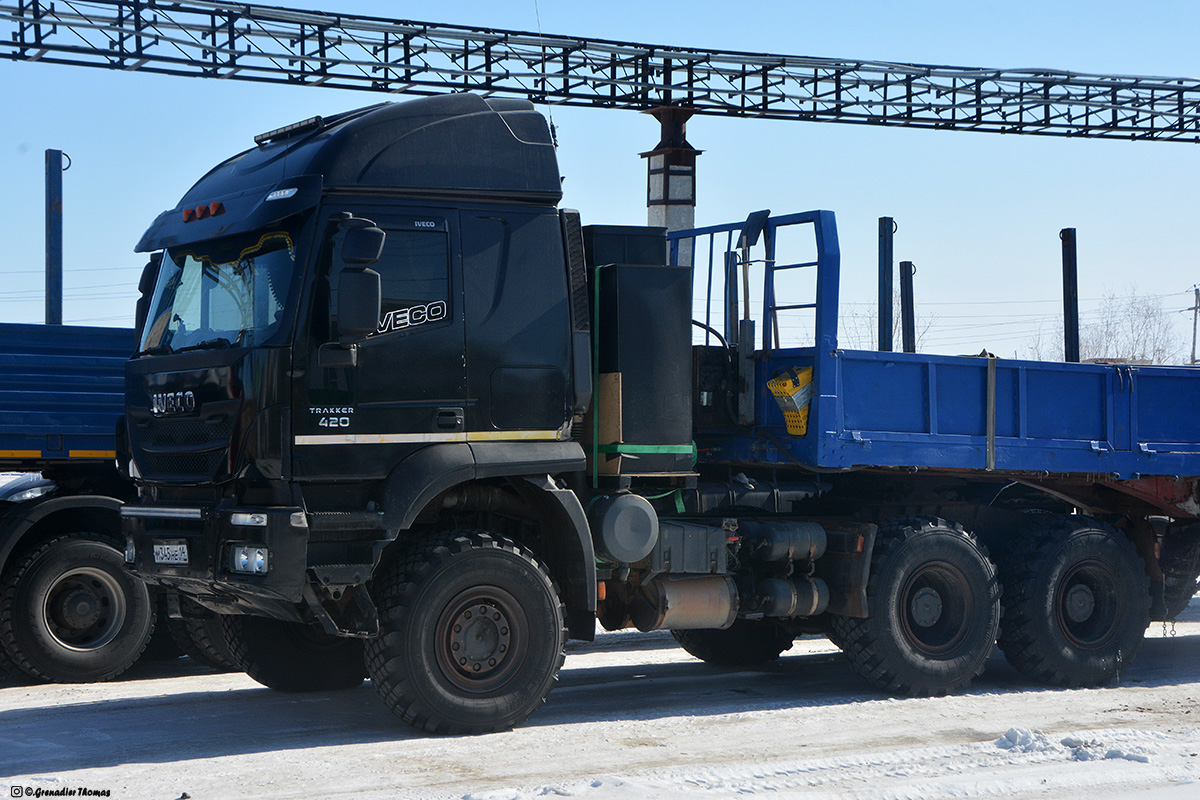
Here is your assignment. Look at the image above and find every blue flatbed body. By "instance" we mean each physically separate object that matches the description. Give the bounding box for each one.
[678,211,1200,482]
[0,322,136,464]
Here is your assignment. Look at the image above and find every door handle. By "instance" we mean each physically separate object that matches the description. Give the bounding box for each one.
[435,407,465,432]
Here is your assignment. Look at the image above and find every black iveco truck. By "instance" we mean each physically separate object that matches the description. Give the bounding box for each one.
[122,93,1189,735]
[124,94,617,731]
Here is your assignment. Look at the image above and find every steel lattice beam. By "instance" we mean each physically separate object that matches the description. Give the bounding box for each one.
[4,0,1200,142]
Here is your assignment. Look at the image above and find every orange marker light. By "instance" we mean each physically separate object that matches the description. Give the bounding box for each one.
[195,204,210,219]
[182,207,196,222]
[209,201,225,217]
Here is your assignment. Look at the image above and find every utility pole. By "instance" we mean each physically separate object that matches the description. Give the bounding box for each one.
[1190,285,1200,366]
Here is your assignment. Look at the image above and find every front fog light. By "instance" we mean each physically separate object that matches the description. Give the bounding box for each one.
[124,536,136,564]
[231,512,268,527]
[230,545,270,575]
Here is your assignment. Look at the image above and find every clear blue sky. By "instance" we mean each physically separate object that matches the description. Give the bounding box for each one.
[2,0,1197,358]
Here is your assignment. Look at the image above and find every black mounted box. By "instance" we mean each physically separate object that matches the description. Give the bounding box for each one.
[582,225,668,268]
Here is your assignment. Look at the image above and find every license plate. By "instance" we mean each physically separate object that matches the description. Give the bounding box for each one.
[153,543,189,565]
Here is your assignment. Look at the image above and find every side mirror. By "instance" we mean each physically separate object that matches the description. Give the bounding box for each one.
[342,226,385,267]
[134,253,162,339]
[338,268,381,342]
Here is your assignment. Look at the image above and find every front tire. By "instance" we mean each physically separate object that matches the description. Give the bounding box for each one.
[0,535,155,683]
[997,516,1149,686]
[671,620,794,666]
[831,517,1000,696]
[222,615,366,692]
[365,531,567,735]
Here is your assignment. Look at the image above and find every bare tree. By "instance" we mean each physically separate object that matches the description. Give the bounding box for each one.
[1021,287,1184,364]
[839,293,937,351]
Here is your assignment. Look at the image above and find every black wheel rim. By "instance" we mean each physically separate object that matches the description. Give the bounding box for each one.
[42,567,127,651]
[1055,558,1120,650]
[899,561,973,657]
[435,585,526,694]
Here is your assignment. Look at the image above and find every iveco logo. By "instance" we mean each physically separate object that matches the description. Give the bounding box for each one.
[151,391,196,416]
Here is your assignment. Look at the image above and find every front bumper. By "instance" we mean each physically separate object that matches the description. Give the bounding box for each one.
[122,503,309,615]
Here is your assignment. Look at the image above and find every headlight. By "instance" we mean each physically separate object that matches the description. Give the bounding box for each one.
[7,484,53,503]
[230,545,269,575]
[230,512,268,527]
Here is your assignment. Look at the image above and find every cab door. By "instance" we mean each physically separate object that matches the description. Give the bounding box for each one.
[295,208,466,479]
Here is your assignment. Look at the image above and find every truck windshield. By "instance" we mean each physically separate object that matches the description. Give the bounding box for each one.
[139,227,298,354]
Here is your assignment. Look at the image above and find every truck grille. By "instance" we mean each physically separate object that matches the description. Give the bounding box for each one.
[133,416,235,482]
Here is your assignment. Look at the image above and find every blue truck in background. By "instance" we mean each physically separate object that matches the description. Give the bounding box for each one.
[0,321,236,682]
[0,322,149,682]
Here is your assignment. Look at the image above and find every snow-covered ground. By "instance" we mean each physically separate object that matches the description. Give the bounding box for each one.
[3,600,1199,800]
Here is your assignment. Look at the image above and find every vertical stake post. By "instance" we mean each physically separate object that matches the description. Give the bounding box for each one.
[900,260,916,353]
[878,217,894,351]
[1061,228,1080,363]
[45,148,64,325]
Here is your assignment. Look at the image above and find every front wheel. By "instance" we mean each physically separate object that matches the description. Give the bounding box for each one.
[222,615,366,692]
[997,516,1149,686]
[0,535,156,683]
[831,517,1000,696]
[365,531,567,735]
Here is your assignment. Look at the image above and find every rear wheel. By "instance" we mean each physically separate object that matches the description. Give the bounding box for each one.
[997,516,1149,686]
[0,534,155,683]
[365,531,567,735]
[1160,529,1200,621]
[168,597,238,671]
[672,620,794,667]
[831,517,1000,696]
[222,615,366,692]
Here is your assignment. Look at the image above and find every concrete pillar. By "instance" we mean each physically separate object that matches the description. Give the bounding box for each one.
[642,106,701,266]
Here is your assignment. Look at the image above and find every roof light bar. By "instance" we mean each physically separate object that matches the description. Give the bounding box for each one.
[254,115,324,145]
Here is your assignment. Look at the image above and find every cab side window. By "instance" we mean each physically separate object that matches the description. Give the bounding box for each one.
[375,229,451,335]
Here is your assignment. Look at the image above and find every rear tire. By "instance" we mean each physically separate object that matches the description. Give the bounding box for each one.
[0,534,155,683]
[365,531,567,734]
[1164,577,1199,621]
[168,597,238,671]
[997,516,1149,687]
[831,517,1000,696]
[222,615,366,692]
[671,620,794,666]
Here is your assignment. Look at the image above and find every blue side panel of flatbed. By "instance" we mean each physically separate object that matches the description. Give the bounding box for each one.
[712,348,1200,480]
[0,323,136,464]
[676,211,1200,481]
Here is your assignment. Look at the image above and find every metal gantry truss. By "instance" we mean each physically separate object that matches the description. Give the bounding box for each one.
[4,0,1200,142]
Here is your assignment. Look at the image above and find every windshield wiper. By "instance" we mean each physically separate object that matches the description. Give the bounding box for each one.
[135,343,174,357]
[173,337,233,354]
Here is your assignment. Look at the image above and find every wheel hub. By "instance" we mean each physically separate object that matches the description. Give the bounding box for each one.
[55,588,102,630]
[910,587,944,628]
[449,603,511,676]
[1064,583,1096,623]
[42,567,126,651]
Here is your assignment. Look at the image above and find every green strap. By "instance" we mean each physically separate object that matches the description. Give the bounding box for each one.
[595,444,696,454]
